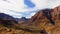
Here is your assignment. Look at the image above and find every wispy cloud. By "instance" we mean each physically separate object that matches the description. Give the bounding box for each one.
[0,0,60,18]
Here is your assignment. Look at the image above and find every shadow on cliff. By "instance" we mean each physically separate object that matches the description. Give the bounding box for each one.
[42,9,55,25]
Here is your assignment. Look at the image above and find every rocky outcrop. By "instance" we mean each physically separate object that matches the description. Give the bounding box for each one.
[28,6,60,34]
[51,6,60,26]
[29,6,60,26]
[28,9,54,25]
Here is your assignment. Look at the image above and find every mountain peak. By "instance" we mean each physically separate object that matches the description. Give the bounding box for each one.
[28,6,60,26]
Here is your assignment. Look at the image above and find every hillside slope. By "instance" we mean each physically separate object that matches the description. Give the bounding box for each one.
[28,6,60,34]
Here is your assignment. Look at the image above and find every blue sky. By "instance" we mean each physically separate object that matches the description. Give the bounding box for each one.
[0,0,60,18]
[24,0,35,8]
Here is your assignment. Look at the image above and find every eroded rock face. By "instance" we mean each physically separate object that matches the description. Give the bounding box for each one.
[29,6,60,26]
[29,9,54,26]
[51,6,60,26]
[28,6,60,34]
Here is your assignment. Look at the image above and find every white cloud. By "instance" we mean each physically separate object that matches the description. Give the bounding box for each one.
[0,0,60,18]
[31,0,47,9]
[0,9,22,18]
[30,12,36,17]
[48,0,60,8]
[0,0,38,13]
[26,12,36,18]
[32,0,60,9]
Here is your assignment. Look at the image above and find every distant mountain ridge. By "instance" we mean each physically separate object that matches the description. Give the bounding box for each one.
[0,13,14,20]
[15,17,30,24]
[0,13,30,23]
